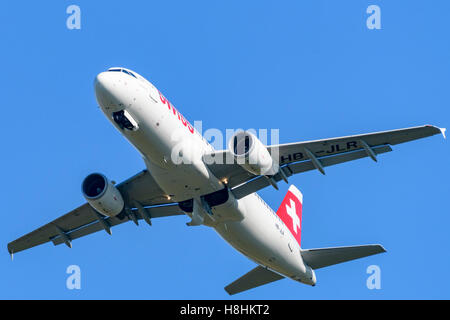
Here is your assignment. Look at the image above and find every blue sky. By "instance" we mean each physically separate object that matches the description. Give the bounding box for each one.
[0,1,449,299]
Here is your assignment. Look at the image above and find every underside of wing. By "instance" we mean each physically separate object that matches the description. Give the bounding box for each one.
[269,125,445,167]
[205,125,445,199]
[8,170,183,256]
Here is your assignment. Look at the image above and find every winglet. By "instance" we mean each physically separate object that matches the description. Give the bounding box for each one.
[440,127,447,139]
[8,247,14,261]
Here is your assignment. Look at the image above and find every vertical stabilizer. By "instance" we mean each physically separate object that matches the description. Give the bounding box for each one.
[275,185,303,247]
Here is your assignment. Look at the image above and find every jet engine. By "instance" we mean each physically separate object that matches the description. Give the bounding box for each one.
[228,131,278,176]
[82,173,124,217]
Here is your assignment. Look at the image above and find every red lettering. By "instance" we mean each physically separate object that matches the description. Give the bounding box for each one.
[180,115,187,126]
[158,90,194,134]
[168,101,177,115]
[159,91,167,104]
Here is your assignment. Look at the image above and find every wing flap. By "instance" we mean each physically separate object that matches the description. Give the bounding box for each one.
[301,245,386,270]
[225,266,284,295]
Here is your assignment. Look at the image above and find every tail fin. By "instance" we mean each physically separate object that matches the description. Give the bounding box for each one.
[276,185,303,247]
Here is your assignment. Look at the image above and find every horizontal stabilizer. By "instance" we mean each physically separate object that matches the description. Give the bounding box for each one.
[301,244,386,270]
[225,266,284,296]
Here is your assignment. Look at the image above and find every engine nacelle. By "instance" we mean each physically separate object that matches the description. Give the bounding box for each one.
[228,131,278,176]
[82,173,124,217]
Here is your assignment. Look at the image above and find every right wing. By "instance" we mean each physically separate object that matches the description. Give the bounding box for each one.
[301,245,386,270]
[205,125,445,199]
[8,170,184,256]
[225,266,284,295]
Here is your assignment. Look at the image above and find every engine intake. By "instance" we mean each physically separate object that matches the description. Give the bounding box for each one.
[82,173,124,217]
[228,131,278,176]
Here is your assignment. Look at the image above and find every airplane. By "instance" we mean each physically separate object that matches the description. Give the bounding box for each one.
[8,67,446,295]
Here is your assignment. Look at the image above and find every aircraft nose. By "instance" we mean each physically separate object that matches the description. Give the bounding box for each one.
[94,72,112,100]
[94,72,121,112]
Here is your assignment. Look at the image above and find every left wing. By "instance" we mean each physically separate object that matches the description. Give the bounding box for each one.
[205,125,446,199]
[8,170,183,256]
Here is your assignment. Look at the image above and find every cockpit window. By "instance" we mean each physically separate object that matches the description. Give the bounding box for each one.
[122,69,137,78]
[107,68,137,79]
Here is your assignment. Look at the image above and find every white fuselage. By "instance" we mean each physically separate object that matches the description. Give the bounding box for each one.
[94,68,315,285]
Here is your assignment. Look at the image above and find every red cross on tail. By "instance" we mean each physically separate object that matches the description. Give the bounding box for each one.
[276,185,303,247]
